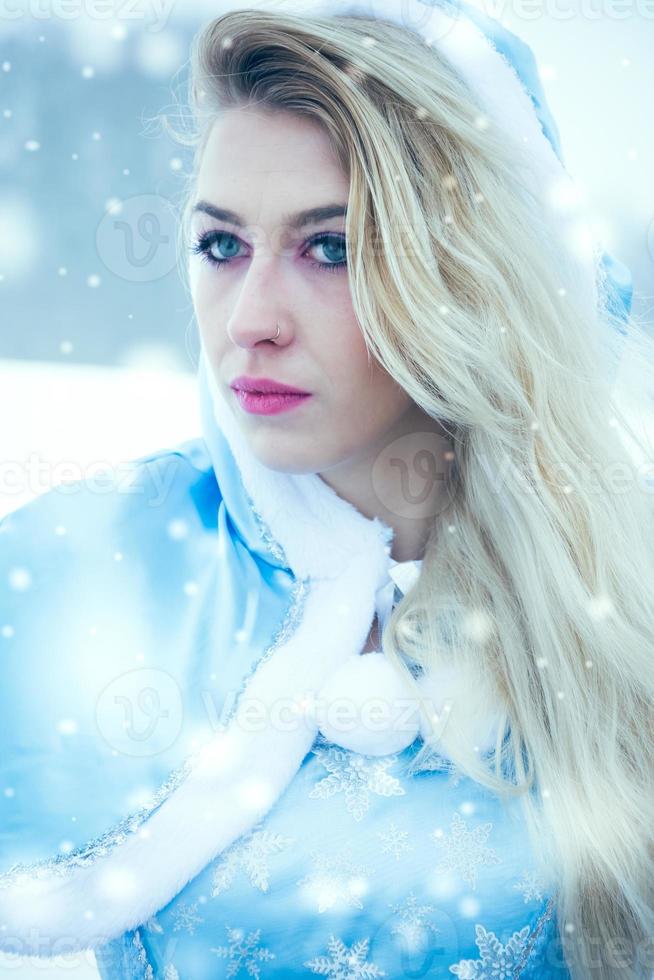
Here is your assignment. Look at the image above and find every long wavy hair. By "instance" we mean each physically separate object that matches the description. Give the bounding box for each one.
[166,7,654,977]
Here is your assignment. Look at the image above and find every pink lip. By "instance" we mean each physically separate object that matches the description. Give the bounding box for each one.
[233,390,313,416]
[230,375,311,396]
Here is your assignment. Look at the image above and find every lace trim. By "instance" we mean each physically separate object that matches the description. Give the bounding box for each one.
[243,484,289,567]
[221,575,310,727]
[513,895,557,978]
[0,758,194,887]
[132,929,154,980]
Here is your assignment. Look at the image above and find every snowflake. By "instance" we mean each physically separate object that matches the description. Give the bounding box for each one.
[376,820,414,861]
[170,900,204,936]
[388,891,441,953]
[512,869,545,903]
[211,925,276,979]
[430,811,501,890]
[211,827,295,896]
[309,745,405,821]
[448,922,531,978]
[297,847,371,913]
[304,934,386,978]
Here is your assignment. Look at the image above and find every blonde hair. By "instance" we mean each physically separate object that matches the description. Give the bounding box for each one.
[168,8,654,977]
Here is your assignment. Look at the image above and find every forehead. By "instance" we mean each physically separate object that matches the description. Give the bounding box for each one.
[195,107,349,217]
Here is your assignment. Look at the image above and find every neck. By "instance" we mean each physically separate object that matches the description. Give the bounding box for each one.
[317,406,452,564]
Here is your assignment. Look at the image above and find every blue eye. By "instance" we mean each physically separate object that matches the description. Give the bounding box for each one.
[309,233,347,271]
[189,230,347,275]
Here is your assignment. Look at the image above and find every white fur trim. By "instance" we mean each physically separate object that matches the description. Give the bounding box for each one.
[315,652,421,755]
[0,553,389,953]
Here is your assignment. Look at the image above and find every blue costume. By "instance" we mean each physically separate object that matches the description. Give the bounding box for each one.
[0,2,631,977]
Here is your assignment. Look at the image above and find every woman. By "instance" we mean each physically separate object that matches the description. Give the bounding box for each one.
[1,1,652,977]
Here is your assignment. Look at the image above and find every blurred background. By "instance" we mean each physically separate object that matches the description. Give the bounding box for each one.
[0,0,653,975]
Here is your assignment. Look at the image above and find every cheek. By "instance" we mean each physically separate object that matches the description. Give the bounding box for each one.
[331,337,410,427]
[190,266,222,343]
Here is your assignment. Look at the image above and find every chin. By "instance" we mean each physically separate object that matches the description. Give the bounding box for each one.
[250,442,323,476]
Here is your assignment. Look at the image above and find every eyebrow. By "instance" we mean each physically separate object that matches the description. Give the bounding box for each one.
[191,201,348,230]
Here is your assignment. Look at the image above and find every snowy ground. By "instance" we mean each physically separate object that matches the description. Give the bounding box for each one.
[0,358,202,522]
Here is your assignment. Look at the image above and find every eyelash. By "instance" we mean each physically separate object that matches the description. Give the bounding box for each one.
[188,230,347,275]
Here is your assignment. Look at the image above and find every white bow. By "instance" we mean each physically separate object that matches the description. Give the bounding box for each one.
[374,558,423,636]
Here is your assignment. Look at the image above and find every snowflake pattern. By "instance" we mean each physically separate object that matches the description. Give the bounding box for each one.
[376,819,414,861]
[297,847,371,913]
[309,745,405,821]
[448,922,531,978]
[304,935,386,978]
[211,925,276,979]
[211,827,295,896]
[512,869,546,904]
[170,900,204,936]
[163,966,180,980]
[431,811,501,890]
[388,891,441,952]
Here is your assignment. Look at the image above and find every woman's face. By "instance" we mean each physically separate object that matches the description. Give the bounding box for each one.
[189,106,419,477]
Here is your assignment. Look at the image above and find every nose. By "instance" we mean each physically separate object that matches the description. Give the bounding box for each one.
[226,255,289,350]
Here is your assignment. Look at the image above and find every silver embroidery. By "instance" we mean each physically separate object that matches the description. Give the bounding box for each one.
[244,487,289,566]
[0,758,194,886]
[132,929,154,980]
[512,895,557,978]
[220,575,310,729]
